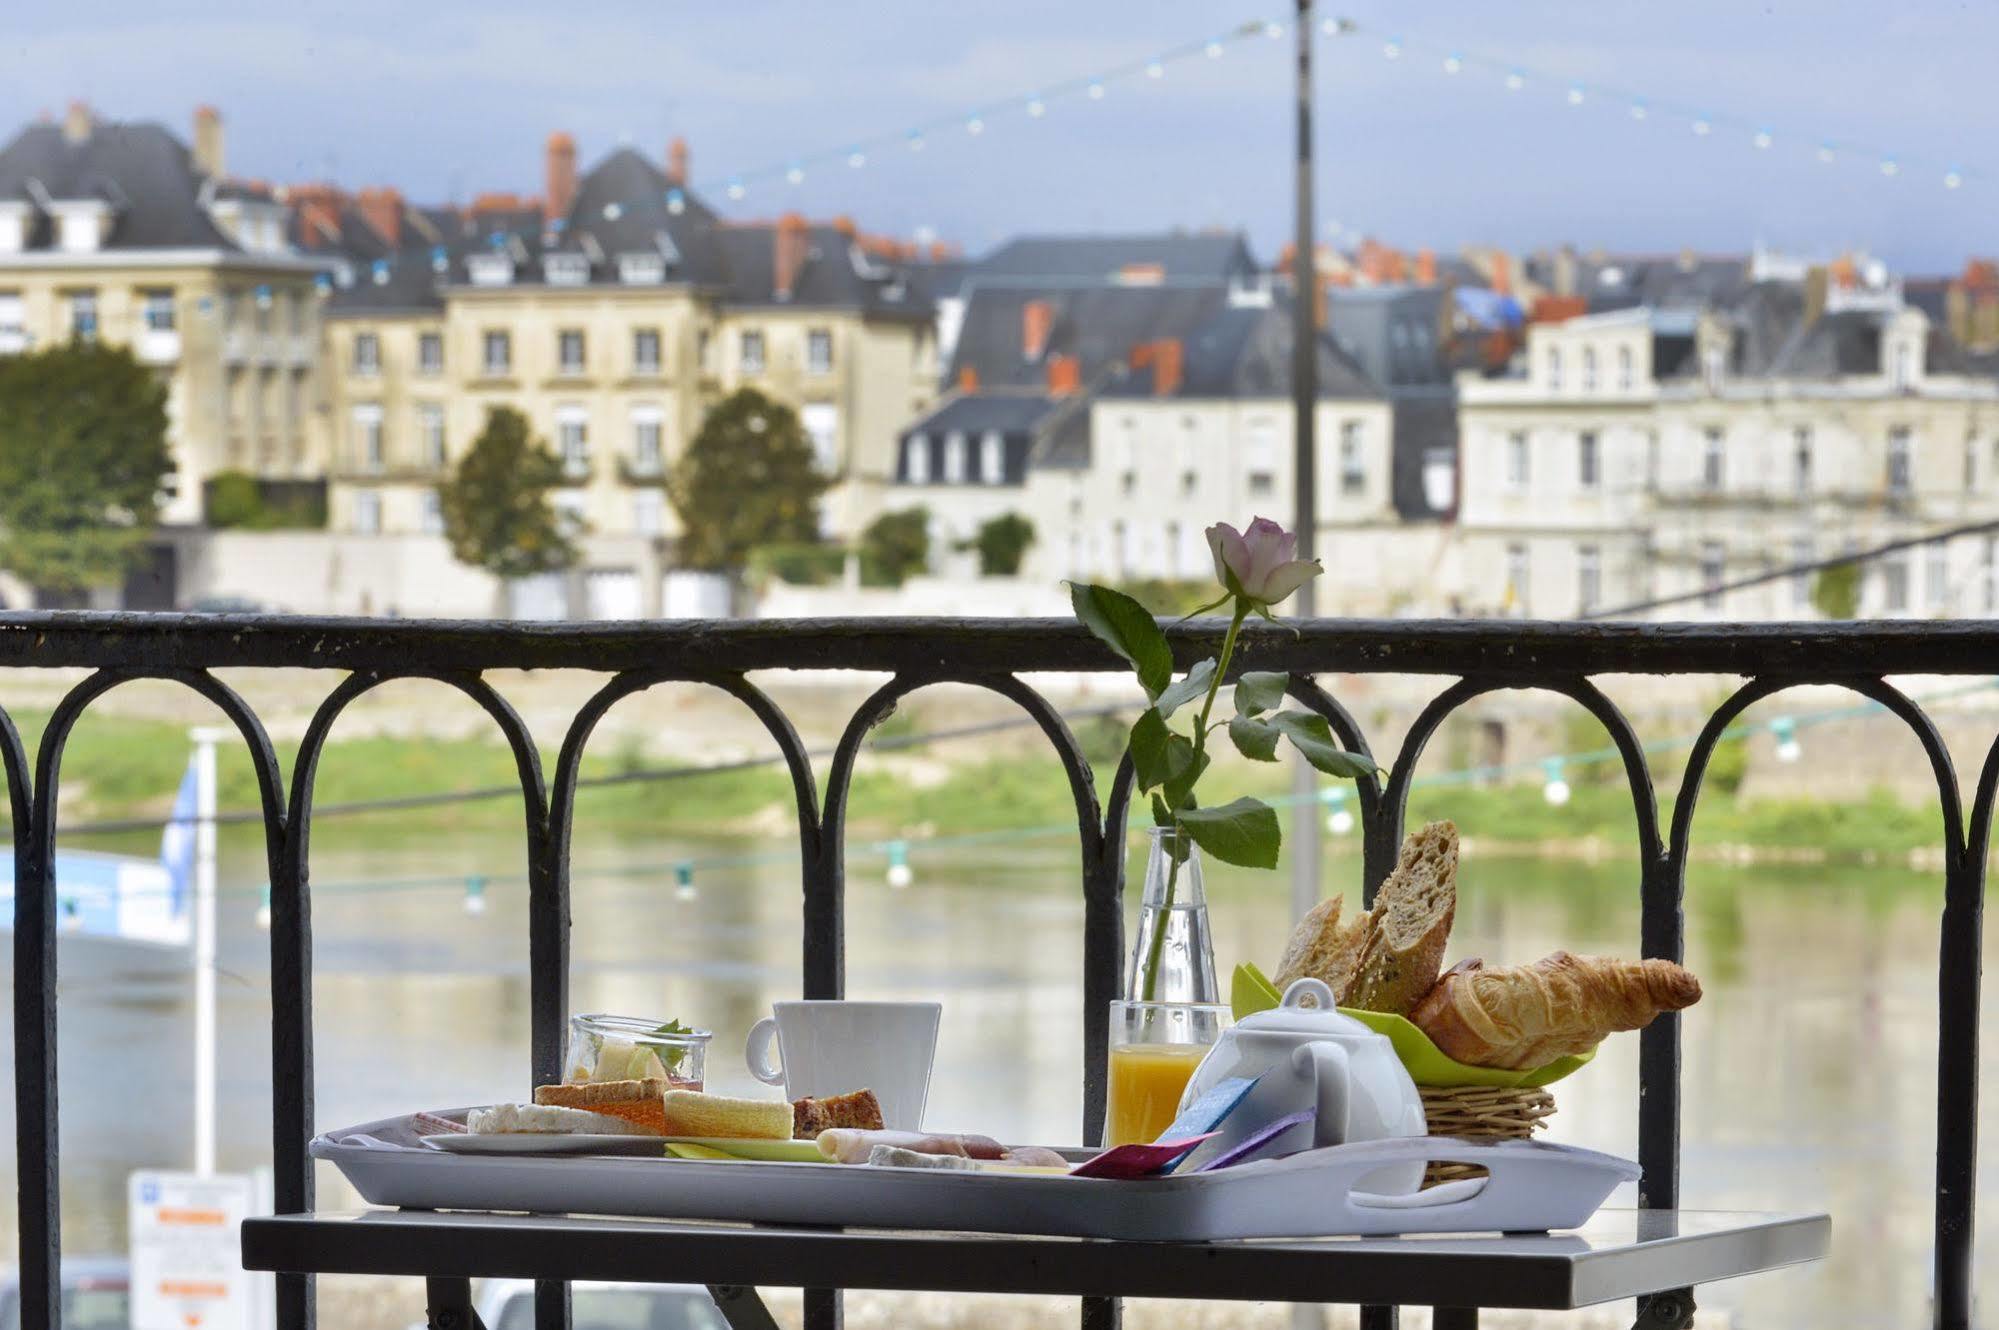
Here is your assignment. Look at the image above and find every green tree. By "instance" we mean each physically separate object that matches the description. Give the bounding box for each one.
[667,388,829,571]
[0,340,171,592]
[438,406,577,579]
[1811,561,1861,619]
[962,512,1036,576]
[862,507,931,586]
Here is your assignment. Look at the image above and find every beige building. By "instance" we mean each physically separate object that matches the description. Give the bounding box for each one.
[0,103,328,531]
[311,135,938,551]
[1458,273,1999,619]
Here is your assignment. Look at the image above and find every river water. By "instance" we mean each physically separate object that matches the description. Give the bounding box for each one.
[3,825,1992,1329]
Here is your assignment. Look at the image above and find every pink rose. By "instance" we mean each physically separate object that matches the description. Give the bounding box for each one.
[1205,517,1321,606]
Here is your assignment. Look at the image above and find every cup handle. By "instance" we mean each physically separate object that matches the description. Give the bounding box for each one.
[745,1017,785,1086]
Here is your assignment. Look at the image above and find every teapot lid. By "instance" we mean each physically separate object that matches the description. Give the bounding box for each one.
[1238,978,1373,1035]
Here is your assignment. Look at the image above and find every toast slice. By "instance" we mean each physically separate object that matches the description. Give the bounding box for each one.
[1343,821,1459,1014]
[533,1078,668,1136]
[792,1088,885,1138]
[1273,895,1369,995]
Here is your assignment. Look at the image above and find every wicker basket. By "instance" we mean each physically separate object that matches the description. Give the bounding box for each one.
[1417,1084,1557,1186]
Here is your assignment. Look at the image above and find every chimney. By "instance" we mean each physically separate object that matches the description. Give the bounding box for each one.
[192,105,224,177]
[1489,252,1512,297]
[958,366,980,393]
[356,187,403,248]
[667,136,689,186]
[544,131,578,227]
[1554,245,1578,297]
[63,101,93,145]
[1803,265,1829,326]
[1022,298,1054,361]
[830,214,857,238]
[1415,248,1437,285]
[1130,338,1183,397]
[1047,354,1081,396]
[773,212,809,300]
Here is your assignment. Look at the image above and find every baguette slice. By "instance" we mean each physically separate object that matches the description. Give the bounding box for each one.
[1273,895,1369,994]
[661,1089,794,1140]
[466,1102,656,1136]
[533,1078,669,1136]
[792,1088,885,1138]
[1343,821,1459,1014]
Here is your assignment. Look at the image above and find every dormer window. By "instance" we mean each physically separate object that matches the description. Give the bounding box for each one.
[619,253,666,285]
[0,202,30,254]
[1546,346,1563,391]
[467,253,515,287]
[1891,341,1915,391]
[52,200,111,254]
[544,254,590,286]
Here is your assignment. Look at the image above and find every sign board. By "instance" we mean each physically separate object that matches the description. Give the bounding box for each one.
[128,1171,257,1330]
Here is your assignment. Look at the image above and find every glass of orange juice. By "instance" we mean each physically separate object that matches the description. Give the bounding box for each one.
[1104,1000,1227,1146]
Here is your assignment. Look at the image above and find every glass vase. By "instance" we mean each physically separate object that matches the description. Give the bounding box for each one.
[1125,826,1219,1004]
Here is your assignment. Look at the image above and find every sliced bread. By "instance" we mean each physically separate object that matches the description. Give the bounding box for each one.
[1342,820,1460,1014]
[1273,895,1369,995]
[533,1078,669,1135]
[466,1102,656,1136]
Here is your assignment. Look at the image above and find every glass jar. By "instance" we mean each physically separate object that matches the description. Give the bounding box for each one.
[566,1013,710,1090]
[1125,826,1219,1004]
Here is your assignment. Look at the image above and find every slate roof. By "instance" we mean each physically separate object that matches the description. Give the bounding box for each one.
[1098,296,1383,401]
[971,232,1258,285]
[948,284,1229,389]
[1571,253,1753,313]
[901,391,1062,439]
[714,223,929,317]
[1762,308,1886,379]
[0,120,240,251]
[547,147,730,287]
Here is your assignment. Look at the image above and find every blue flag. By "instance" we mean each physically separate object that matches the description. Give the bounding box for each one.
[159,757,198,919]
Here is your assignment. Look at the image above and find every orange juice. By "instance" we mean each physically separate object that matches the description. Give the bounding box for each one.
[1106,1042,1208,1145]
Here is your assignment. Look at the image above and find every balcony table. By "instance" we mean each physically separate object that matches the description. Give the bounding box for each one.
[241,1205,1828,1330]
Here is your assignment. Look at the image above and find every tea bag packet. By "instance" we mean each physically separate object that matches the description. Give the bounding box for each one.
[1152,1075,1261,1174]
[1190,1109,1316,1172]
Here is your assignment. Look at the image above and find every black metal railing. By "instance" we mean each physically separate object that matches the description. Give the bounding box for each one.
[5,613,1988,1330]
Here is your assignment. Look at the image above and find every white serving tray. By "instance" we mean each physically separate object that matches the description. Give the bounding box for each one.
[313,1111,1640,1241]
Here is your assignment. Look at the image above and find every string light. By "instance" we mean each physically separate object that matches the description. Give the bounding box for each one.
[665,188,686,214]
[1630,100,1649,121]
[1566,85,1585,106]
[1504,70,1525,91]
[906,130,925,151]
[725,179,745,200]
[463,876,488,917]
[886,841,913,889]
[1383,37,1403,59]
[1692,117,1713,136]
[1946,167,1965,189]
[1753,128,1773,150]
[674,862,698,902]
[1146,60,1165,79]
[785,165,805,185]
[1321,787,1356,837]
[847,149,867,169]
[1880,157,1900,177]
[966,117,985,136]
[1442,53,1463,74]
[256,886,272,932]
[1771,718,1802,764]
[1817,143,1836,163]
[1542,758,1572,807]
[1205,39,1225,58]
[1026,97,1046,118]
[1264,21,1285,40]
[1088,80,1107,100]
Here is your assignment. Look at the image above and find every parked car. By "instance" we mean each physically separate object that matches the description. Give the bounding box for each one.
[0,1257,129,1330]
[409,1280,727,1330]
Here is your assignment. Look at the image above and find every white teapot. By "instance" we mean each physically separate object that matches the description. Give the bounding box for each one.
[1176,978,1428,1190]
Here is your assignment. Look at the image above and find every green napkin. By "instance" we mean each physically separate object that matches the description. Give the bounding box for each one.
[1230,962,1591,1089]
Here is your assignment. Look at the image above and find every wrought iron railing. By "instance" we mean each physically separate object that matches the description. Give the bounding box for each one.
[5,614,1987,1330]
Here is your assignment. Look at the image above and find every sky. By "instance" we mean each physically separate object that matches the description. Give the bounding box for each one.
[4,1,1995,274]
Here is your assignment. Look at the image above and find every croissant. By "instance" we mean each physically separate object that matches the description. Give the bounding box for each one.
[1409,951,1702,1070]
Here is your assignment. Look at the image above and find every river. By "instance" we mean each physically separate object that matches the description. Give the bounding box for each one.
[2,824,1991,1329]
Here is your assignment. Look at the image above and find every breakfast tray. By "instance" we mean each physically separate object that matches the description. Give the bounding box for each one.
[313,1111,1640,1241]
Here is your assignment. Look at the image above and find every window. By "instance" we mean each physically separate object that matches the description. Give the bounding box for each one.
[1505,543,1530,614]
[1966,433,1979,492]
[1546,346,1562,391]
[1927,541,1950,610]
[1883,556,1909,612]
[1505,431,1529,491]
[1891,341,1913,391]
[1790,536,1815,608]
[418,332,443,375]
[69,290,98,341]
[739,330,765,372]
[417,404,445,468]
[418,490,443,535]
[633,328,662,375]
[980,431,1005,485]
[942,432,967,484]
[631,409,664,476]
[352,332,380,374]
[352,404,383,473]
[1577,544,1601,614]
[1700,541,1726,609]
[558,329,586,375]
[1245,418,1277,494]
[1702,344,1726,392]
[1986,536,1998,614]
[1702,428,1725,490]
[806,328,833,374]
[633,489,666,536]
[0,290,23,342]
[1616,345,1634,391]
[1887,426,1913,495]
[1793,426,1813,496]
[141,288,175,331]
[1339,421,1365,494]
[286,292,303,335]
[352,490,381,535]
[482,329,511,375]
[1247,472,1275,497]
[1577,431,1600,490]
[904,434,930,484]
[556,408,589,478]
[1580,347,1597,392]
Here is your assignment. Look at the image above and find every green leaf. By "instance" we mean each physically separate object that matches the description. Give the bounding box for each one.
[1069,583,1173,699]
[1179,797,1282,869]
[1160,747,1210,812]
[1233,670,1290,717]
[1153,658,1217,720]
[1128,709,1194,793]
[1228,714,1281,761]
[648,1019,694,1072]
[1150,792,1175,828]
[1270,712,1380,779]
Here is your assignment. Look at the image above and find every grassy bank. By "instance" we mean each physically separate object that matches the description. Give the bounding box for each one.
[15,707,1953,865]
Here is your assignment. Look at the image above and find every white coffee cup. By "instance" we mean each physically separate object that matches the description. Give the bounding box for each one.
[745,1000,941,1130]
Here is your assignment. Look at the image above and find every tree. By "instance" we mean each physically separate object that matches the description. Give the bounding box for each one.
[666,388,829,571]
[862,507,931,586]
[962,512,1036,576]
[437,406,577,579]
[0,340,171,592]
[1811,561,1861,620]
